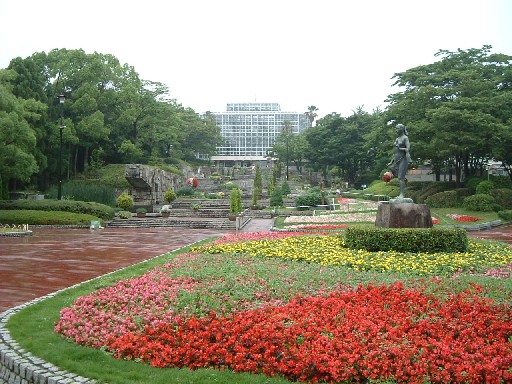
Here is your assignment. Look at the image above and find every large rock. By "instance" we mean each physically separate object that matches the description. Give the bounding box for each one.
[375,202,433,228]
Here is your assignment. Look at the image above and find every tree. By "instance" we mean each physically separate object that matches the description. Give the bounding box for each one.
[386,45,512,183]
[305,105,318,127]
[0,69,44,194]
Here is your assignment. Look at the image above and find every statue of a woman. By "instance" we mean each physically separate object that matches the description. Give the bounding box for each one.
[387,124,411,198]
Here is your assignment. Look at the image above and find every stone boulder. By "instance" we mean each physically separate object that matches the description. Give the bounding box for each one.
[375,202,433,228]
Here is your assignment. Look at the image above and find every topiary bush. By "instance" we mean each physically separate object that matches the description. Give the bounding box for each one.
[295,187,322,207]
[497,210,512,222]
[116,193,134,211]
[462,193,498,211]
[425,191,458,208]
[491,188,512,209]
[0,199,115,219]
[475,180,494,195]
[269,186,284,208]
[163,188,177,203]
[344,225,468,253]
[176,187,194,197]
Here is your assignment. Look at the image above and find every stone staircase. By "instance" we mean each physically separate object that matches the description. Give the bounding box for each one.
[107,217,237,230]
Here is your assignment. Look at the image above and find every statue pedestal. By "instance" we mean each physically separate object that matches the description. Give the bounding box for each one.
[375,201,433,228]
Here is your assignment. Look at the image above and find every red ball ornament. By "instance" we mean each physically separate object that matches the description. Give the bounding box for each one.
[382,171,394,182]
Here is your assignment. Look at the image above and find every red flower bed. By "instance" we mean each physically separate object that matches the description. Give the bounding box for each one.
[108,284,511,383]
[448,214,482,223]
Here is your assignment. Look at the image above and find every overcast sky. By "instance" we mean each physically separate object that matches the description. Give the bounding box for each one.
[1,0,511,118]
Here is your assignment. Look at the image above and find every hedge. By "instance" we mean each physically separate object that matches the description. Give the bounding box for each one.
[0,199,115,220]
[344,225,468,253]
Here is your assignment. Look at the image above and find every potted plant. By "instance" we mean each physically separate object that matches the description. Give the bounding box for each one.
[163,188,177,206]
[228,188,242,221]
[136,207,147,218]
[160,205,171,218]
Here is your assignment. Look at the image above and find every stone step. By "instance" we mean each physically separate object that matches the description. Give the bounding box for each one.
[107,218,236,229]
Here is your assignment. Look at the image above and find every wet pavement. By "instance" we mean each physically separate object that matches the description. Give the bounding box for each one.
[0,219,510,313]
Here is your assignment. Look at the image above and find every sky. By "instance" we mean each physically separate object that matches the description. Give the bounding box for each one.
[1,0,511,118]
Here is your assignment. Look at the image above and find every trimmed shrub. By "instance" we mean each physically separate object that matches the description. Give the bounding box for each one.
[229,188,243,214]
[425,190,458,208]
[462,194,498,211]
[476,180,494,195]
[281,181,291,196]
[163,188,177,203]
[270,186,284,208]
[0,199,115,219]
[491,188,512,209]
[176,187,194,197]
[489,175,512,189]
[497,210,512,222]
[408,182,456,204]
[116,193,134,211]
[344,225,468,253]
[295,188,322,207]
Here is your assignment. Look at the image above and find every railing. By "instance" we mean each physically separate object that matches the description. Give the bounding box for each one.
[1,223,29,232]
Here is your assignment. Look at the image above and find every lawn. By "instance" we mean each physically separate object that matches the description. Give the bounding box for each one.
[7,215,512,383]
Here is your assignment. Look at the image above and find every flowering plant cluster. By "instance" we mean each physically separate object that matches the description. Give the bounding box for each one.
[196,234,512,276]
[72,283,512,383]
[448,214,482,222]
[284,224,348,230]
[185,177,199,189]
[284,212,376,224]
[54,230,512,383]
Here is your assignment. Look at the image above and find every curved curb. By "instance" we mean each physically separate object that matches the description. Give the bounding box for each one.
[0,293,96,384]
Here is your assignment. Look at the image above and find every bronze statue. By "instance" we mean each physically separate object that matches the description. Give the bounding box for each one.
[387,124,411,198]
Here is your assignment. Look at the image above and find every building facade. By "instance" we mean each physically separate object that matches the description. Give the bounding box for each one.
[210,102,309,165]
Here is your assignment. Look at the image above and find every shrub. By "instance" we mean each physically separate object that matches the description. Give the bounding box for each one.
[476,180,494,195]
[497,210,512,222]
[344,225,468,253]
[163,188,177,203]
[229,188,242,214]
[489,175,512,189]
[117,210,132,219]
[462,193,498,211]
[281,181,291,196]
[136,207,147,214]
[0,199,115,219]
[295,187,322,207]
[116,193,134,211]
[425,190,458,208]
[176,187,194,197]
[491,188,512,209]
[408,182,456,204]
[270,186,283,208]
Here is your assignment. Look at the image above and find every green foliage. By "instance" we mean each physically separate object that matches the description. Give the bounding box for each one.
[462,193,498,211]
[0,209,103,226]
[229,188,242,214]
[295,187,322,207]
[359,180,400,198]
[163,188,177,203]
[46,180,116,206]
[88,164,132,189]
[176,187,194,197]
[425,190,459,208]
[465,177,486,192]
[497,210,512,222]
[491,188,512,209]
[136,207,147,214]
[476,180,494,195]
[489,175,512,189]
[116,210,132,219]
[0,199,114,219]
[344,225,468,253]
[269,186,284,208]
[253,164,262,191]
[281,181,291,196]
[116,193,134,211]
[407,182,456,204]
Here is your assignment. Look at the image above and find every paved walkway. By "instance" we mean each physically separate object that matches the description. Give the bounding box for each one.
[0,218,510,313]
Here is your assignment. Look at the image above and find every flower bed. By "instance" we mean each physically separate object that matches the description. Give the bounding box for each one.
[55,232,512,383]
[448,214,482,223]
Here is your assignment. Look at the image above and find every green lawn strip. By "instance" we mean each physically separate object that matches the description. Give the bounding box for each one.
[429,208,501,225]
[0,209,103,226]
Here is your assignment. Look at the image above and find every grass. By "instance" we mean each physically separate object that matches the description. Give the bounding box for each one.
[0,210,103,226]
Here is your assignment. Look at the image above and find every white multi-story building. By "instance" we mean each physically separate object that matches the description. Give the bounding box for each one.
[210,102,309,166]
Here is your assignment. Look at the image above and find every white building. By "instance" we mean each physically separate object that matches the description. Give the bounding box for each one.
[210,102,309,166]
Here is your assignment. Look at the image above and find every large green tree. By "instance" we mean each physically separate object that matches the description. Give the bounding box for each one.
[0,69,45,195]
[386,46,512,183]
